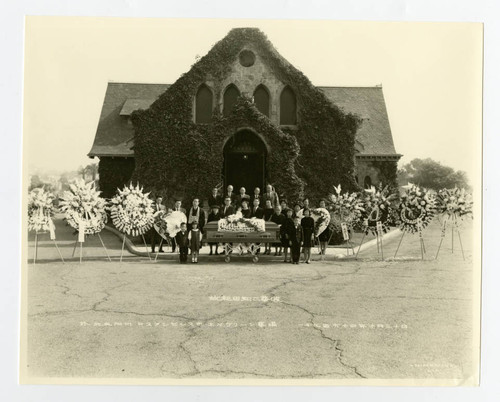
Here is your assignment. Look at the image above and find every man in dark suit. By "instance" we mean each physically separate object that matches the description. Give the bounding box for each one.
[250,197,264,219]
[170,199,187,253]
[251,187,262,206]
[151,196,166,253]
[225,185,236,206]
[236,187,250,207]
[221,196,235,218]
[207,205,222,255]
[208,187,223,210]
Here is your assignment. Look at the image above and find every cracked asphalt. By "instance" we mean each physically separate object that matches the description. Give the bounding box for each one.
[25,218,476,380]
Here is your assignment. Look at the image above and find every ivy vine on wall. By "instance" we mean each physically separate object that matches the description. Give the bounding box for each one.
[130,28,361,205]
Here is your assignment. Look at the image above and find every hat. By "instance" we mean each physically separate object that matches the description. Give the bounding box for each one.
[210,205,220,209]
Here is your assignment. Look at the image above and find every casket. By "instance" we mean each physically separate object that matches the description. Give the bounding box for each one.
[204,221,280,243]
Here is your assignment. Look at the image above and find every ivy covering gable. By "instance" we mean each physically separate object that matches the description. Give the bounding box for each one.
[131,27,361,204]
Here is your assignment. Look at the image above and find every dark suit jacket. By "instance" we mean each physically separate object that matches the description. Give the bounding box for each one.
[207,211,221,223]
[175,231,189,248]
[221,205,235,218]
[236,194,251,207]
[225,193,237,205]
[241,208,252,219]
[250,206,264,219]
[208,195,223,209]
[290,224,304,245]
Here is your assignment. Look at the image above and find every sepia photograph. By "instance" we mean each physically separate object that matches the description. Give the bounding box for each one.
[19,16,482,386]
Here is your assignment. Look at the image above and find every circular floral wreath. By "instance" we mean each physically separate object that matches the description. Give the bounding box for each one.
[310,208,331,237]
[59,179,107,235]
[398,185,436,234]
[109,183,154,236]
[28,187,56,232]
[435,187,473,225]
[361,185,397,235]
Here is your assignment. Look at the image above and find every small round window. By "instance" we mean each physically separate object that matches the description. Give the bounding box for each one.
[239,50,256,67]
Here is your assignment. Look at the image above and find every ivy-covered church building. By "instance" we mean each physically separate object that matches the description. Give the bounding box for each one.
[88,28,401,204]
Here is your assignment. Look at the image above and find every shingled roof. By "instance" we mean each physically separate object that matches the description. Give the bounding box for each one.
[88,83,169,157]
[88,82,399,158]
[318,86,399,156]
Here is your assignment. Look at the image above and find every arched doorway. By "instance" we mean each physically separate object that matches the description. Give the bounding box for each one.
[223,130,267,194]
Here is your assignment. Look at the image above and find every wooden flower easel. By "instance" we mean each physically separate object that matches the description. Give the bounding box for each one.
[28,188,64,265]
[434,188,472,261]
[435,214,465,260]
[32,215,65,265]
[393,185,435,260]
[355,210,388,260]
[60,180,111,264]
[70,211,111,264]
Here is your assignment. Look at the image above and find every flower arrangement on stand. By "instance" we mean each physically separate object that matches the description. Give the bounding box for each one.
[28,187,65,264]
[434,187,472,260]
[108,183,155,261]
[355,185,398,260]
[109,183,155,237]
[394,184,436,260]
[398,185,436,234]
[59,179,108,235]
[328,184,364,229]
[59,179,109,262]
[28,187,57,233]
[361,185,397,236]
[435,187,473,223]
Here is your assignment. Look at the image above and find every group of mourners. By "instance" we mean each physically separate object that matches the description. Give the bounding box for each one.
[150,184,331,264]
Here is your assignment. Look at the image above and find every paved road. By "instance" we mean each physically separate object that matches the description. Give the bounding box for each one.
[25,217,476,380]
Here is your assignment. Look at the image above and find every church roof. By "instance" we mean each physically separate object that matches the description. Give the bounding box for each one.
[88,82,169,157]
[88,82,399,158]
[318,86,399,156]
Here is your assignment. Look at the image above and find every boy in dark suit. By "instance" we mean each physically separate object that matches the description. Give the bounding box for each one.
[175,223,189,264]
[290,216,304,264]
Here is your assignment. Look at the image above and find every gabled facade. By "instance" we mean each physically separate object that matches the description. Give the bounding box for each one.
[89,28,401,202]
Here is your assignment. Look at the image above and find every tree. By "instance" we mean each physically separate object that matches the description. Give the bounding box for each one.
[398,158,470,190]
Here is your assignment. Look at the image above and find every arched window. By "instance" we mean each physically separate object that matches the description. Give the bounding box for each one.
[223,84,240,117]
[253,85,270,117]
[195,84,213,124]
[280,86,297,125]
[364,175,372,189]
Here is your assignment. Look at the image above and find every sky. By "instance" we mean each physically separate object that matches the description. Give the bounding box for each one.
[23,17,482,181]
